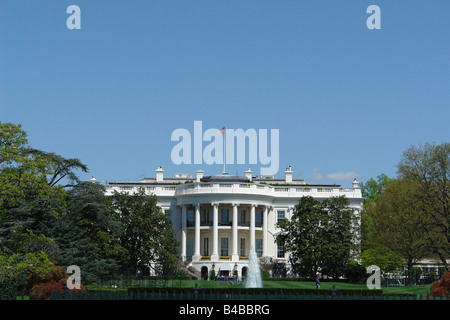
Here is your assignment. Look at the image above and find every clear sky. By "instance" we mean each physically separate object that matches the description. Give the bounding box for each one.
[1,1,449,186]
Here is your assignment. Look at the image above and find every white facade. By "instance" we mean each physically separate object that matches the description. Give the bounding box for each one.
[104,166,363,279]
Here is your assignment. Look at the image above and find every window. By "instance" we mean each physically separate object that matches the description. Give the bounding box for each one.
[220,209,229,225]
[240,210,247,225]
[277,210,285,224]
[277,243,285,258]
[256,239,262,257]
[201,209,210,225]
[187,209,194,227]
[203,238,209,256]
[240,238,245,257]
[256,210,263,227]
[221,238,229,256]
[187,238,193,258]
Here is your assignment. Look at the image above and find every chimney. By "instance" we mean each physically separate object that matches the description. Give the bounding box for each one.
[156,166,164,182]
[285,165,293,184]
[196,170,204,182]
[245,168,253,182]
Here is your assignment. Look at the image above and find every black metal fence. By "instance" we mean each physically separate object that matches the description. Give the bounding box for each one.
[2,288,449,301]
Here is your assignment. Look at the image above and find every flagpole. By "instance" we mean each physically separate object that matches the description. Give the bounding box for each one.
[223,120,226,175]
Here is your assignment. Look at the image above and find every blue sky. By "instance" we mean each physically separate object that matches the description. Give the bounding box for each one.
[1,1,449,186]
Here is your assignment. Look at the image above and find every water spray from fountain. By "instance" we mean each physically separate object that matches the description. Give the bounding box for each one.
[245,247,262,288]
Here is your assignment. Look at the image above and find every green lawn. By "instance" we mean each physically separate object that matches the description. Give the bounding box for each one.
[88,279,433,296]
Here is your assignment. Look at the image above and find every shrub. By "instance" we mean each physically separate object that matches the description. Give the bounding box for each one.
[261,270,271,280]
[430,272,450,297]
[344,261,367,283]
[27,265,86,300]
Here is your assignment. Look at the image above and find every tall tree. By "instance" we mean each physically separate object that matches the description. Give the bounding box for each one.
[112,188,178,275]
[363,178,429,274]
[277,196,357,280]
[360,173,392,204]
[65,181,125,263]
[0,122,87,219]
[0,122,87,243]
[397,142,449,271]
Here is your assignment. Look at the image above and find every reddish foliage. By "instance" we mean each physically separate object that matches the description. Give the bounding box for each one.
[27,265,86,300]
[430,272,450,297]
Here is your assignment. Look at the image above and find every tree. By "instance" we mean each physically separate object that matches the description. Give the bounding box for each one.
[277,196,357,280]
[0,251,54,295]
[0,122,87,226]
[362,178,429,275]
[26,148,88,188]
[359,246,403,271]
[360,173,392,205]
[397,142,449,271]
[321,196,358,279]
[65,181,126,264]
[112,188,178,275]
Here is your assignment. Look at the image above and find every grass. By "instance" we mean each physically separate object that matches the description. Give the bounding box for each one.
[87,279,433,296]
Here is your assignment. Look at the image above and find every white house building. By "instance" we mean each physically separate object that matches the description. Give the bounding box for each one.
[104,166,363,279]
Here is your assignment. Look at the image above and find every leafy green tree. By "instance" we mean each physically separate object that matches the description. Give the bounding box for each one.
[344,261,367,283]
[360,173,391,205]
[364,178,429,273]
[397,142,450,271]
[320,196,358,279]
[65,181,126,264]
[0,122,87,234]
[47,218,119,283]
[277,196,357,280]
[112,188,178,275]
[360,246,403,271]
[360,174,391,251]
[0,122,113,284]
[0,251,54,295]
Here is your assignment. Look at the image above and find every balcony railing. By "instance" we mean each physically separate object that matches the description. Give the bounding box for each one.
[105,182,361,199]
[187,220,262,228]
[174,182,361,198]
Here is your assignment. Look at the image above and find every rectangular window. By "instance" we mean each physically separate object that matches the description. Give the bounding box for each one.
[256,210,263,227]
[221,237,229,256]
[240,210,247,225]
[187,238,193,258]
[187,209,194,227]
[277,244,285,258]
[277,210,285,224]
[203,238,209,256]
[240,238,245,257]
[201,209,210,225]
[256,239,262,257]
[220,209,229,225]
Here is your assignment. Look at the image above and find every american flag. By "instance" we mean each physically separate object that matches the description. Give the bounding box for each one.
[218,127,225,134]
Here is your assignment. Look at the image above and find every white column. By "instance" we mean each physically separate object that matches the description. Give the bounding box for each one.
[232,203,239,261]
[181,205,187,261]
[263,205,268,257]
[250,204,256,251]
[211,203,219,261]
[193,203,201,261]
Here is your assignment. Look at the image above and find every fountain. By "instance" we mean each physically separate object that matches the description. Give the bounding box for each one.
[245,247,262,288]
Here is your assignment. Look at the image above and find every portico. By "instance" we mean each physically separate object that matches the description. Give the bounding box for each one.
[180,202,271,263]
